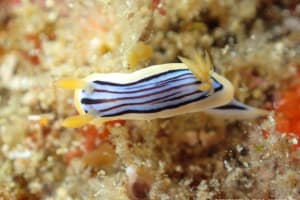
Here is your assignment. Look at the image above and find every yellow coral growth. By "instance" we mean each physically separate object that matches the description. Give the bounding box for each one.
[128,42,153,68]
[83,143,117,168]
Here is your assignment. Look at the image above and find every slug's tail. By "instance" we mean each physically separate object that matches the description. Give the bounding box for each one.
[55,78,88,89]
[204,99,269,120]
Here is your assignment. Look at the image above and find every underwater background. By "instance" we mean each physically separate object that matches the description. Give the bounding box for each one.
[0,0,299,199]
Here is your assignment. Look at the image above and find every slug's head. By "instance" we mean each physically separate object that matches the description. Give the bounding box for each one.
[55,78,96,128]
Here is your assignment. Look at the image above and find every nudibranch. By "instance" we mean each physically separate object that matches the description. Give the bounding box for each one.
[56,51,267,128]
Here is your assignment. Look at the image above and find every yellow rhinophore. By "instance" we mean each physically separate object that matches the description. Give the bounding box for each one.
[55,78,88,90]
[55,79,94,128]
[61,114,94,128]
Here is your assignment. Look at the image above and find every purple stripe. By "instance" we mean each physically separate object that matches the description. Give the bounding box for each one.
[101,84,223,117]
[97,91,180,113]
[92,74,195,94]
[81,81,200,104]
[100,90,202,116]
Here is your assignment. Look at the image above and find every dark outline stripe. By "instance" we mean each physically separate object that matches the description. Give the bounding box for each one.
[212,104,246,110]
[93,69,189,87]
